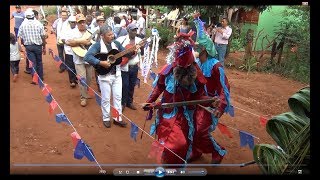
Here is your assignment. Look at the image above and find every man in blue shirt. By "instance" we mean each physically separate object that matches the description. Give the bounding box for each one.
[11,5,25,40]
[84,25,137,128]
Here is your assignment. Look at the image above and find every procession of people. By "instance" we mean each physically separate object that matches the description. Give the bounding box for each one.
[11,5,233,165]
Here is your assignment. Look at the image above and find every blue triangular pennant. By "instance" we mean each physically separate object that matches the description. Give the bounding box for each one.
[74,140,95,162]
[54,55,60,62]
[45,93,53,103]
[95,94,101,106]
[74,140,85,160]
[83,142,95,162]
[55,113,71,125]
[135,78,140,88]
[79,77,87,86]
[38,77,44,89]
[130,122,139,141]
[228,105,234,117]
[149,71,156,80]
[239,131,255,150]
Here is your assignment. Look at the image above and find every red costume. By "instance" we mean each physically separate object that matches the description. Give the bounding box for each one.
[189,14,233,163]
[145,43,209,164]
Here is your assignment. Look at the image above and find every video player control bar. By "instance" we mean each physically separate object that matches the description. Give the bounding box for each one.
[113,167,207,176]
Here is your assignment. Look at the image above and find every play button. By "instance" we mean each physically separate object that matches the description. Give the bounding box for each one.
[154,167,166,177]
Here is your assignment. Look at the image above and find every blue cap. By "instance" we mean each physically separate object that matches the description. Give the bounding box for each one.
[127,23,138,31]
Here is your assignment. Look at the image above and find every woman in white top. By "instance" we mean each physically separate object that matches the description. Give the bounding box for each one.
[10,33,22,82]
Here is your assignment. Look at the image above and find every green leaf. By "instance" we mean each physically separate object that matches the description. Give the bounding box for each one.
[288,87,310,119]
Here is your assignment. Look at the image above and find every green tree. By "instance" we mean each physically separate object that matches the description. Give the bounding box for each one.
[270,6,310,83]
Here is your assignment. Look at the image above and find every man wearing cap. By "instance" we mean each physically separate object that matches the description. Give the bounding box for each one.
[116,23,143,111]
[11,5,25,41]
[65,14,93,107]
[187,13,232,164]
[141,34,220,164]
[84,25,138,128]
[11,6,27,72]
[18,8,46,82]
[60,16,78,88]
[92,16,106,42]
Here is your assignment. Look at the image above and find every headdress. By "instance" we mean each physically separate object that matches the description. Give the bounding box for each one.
[193,13,217,57]
[165,31,196,68]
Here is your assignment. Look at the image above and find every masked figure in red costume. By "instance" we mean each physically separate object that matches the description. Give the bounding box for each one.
[142,33,220,164]
[188,12,234,164]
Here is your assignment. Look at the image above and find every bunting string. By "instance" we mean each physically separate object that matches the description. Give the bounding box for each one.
[24,51,105,172]
[48,49,187,164]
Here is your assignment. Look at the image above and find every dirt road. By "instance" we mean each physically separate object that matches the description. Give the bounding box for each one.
[10,5,308,175]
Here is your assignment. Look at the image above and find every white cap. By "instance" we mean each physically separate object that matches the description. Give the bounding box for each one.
[25,8,34,18]
[68,16,76,22]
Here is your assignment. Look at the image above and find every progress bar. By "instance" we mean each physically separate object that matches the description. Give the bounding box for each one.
[13,163,257,167]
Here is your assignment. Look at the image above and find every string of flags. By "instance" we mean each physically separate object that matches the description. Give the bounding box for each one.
[24,51,104,172]
[48,48,187,163]
[44,48,274,163]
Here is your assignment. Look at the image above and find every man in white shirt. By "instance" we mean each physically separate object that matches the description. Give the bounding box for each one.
[60,16,78,88]
[84,25,136,128]
[137,12,146,39]
[116,23,143,111]
[53,10,69,73]
[65,14,93,107]
[213,18,232,67]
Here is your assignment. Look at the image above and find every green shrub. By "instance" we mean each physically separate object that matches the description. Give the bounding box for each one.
[146,25,176,49]
[262,52,310,83]
[239,56,258,73]
[101,6,113,17]
[43,6,58,16]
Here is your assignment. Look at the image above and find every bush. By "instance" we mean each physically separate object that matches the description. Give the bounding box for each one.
[43,6,58,16]
[239,56,258,73]
[101,6,113,17]
[146,25,176,49]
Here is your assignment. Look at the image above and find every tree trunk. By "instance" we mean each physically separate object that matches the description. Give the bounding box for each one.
[244,29,254,62]
[270,41,277,65]
[277,41,284,65]
[82,5,88,16]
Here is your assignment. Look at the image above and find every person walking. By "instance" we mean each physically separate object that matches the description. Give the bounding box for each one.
[18,8,46,83]
[10,33,23,82]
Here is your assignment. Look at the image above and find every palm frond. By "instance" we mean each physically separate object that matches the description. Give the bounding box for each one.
[253,87,310,174]
[288,87,310,119]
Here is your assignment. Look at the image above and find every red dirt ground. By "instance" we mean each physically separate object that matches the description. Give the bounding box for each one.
[10,6,309,175]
